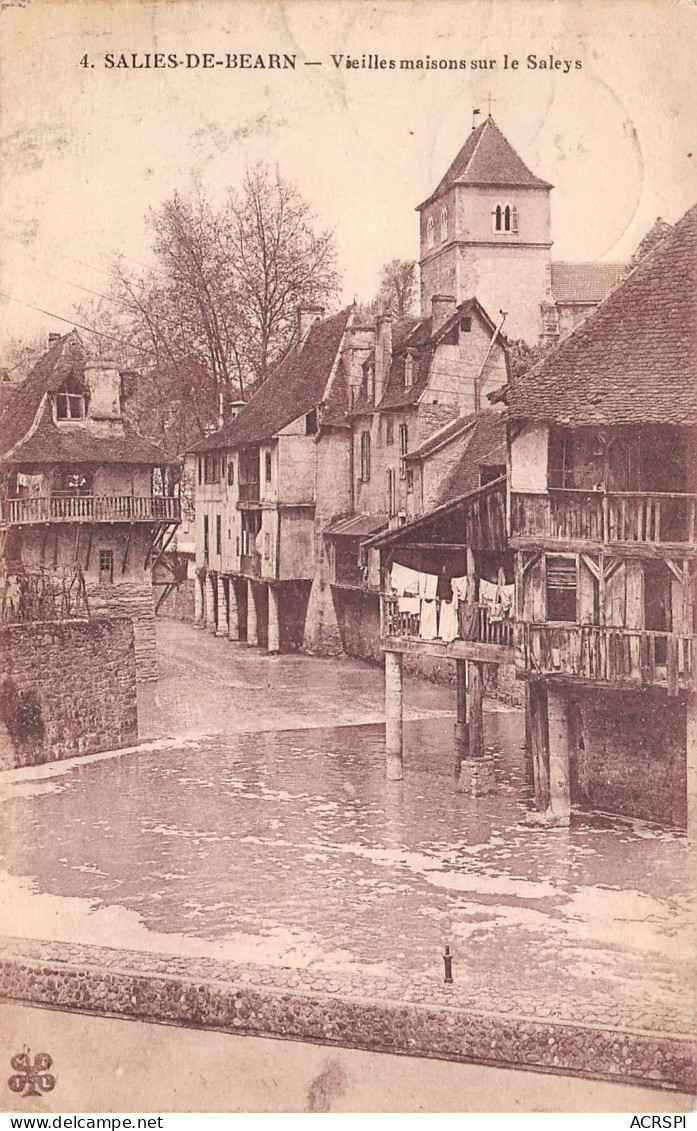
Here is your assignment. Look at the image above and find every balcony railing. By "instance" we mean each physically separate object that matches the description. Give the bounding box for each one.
[517,622,695,692]
[1,495,181,525]
[239,553,262,578]
[238,481,261,504]
[512,490,697,546]
[382,595,514,647]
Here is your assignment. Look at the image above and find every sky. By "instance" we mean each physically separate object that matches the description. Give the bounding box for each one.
[1,0,696,354]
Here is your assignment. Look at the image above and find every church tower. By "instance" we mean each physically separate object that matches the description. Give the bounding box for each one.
[417,116,553,343]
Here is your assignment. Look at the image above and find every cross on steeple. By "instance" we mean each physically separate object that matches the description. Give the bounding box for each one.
[485,92,497,118]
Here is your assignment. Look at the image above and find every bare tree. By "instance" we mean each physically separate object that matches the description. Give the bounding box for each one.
[72,168,341,450]
[227,164,341,379]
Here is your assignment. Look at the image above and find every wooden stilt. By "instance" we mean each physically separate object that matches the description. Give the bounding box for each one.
[529,682,550,811]
[385,650,404,781]
[467,660,485,759]
[547,688,571,825]
[454,658,468,769]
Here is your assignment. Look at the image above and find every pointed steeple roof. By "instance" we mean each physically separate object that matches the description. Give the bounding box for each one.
[417,116,552,210]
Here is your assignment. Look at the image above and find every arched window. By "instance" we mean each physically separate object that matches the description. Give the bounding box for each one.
[440,205,448,242]
[494,204,518,233]
[427,215,435,249]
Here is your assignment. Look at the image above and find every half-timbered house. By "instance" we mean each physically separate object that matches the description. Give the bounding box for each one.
[506,205,696,832]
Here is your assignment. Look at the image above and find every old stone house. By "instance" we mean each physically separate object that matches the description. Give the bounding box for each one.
[190,307,355,652]
[0,331,180,680]
[317,297,509,660]
[505,203,697,833]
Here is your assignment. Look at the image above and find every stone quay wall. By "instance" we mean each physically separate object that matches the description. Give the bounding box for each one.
[86,581,157,682]
[0,619,138,770]
[0,938,692,1096]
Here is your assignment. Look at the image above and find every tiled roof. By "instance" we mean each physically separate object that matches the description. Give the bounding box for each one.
[325,513,388,538]
[418,117,552,210]
[551,263,625,304]
[374,299,496,413]
[374,317,434,411]
[0,331,176,465]
[434,411,507,505]
[507,204,697,426]
[193,308,353,451]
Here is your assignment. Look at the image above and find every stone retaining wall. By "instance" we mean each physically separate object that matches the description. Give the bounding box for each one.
[85,582,157,682]
[0,939,692,1095]
[0,620,138,770]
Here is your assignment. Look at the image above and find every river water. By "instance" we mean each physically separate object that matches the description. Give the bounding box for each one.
[0,621,693,1033]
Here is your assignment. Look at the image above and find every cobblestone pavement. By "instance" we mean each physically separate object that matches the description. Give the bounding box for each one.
[0,620,694,1054]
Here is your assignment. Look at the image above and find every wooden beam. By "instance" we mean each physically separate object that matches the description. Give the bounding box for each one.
[581,553,600,580]
[665,558,685,586]
[521,550,543,578]
[510,536,697,559]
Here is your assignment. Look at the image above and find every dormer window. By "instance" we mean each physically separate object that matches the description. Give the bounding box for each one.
[440,206,448,242]
[55,377,86,421]
[427,216,435,249]
[493,204,519,233]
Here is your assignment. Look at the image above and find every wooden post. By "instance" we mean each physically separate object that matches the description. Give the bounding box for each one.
[385,650,404,781]
[454,658,469,769]
[547,688,571,825]
[529,683,550,810]
[247,579,258,646]
[227,578,240,641]
[268,584,280,654]
[687,681,697,843]
[467,660,485,759]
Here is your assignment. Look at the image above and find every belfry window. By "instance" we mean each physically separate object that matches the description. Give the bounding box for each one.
[427,216,435,249]
[440,205,448,242]
[494,204,518,233]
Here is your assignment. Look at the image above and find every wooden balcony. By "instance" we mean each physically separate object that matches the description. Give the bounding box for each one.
[381,595,514,663]
[237,481,261,506]
[512,490,697,550]
[2,495,180,526]
[517,621,695,694]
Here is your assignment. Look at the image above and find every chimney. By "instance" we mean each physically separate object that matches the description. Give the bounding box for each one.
[83,358,123,424]
[228,400,246,422]
[297,305,324,342]
[375,315,392,406]
[430,294,457,335]
[48,333,61,347]
[341,325,375,407]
